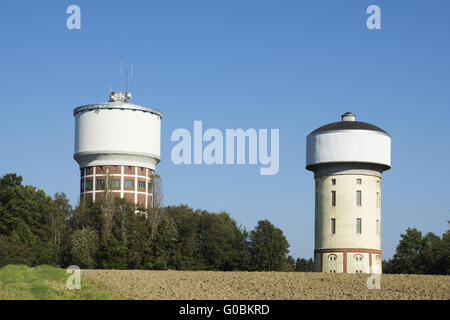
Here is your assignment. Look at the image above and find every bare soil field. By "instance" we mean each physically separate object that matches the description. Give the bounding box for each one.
[82,270,450,300]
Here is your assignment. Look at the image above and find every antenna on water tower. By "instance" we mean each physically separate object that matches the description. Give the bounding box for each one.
[120,61,133,102]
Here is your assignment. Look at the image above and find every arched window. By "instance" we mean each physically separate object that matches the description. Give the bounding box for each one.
[354,254,363,273]
[328,254,337,273]
[354,255,363,261]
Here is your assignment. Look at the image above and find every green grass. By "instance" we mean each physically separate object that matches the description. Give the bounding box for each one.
[0,265,118,300]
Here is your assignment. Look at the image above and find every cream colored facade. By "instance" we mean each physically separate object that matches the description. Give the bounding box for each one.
[313,167,383,273]
[306,113,390,274]
[315,172,381,250]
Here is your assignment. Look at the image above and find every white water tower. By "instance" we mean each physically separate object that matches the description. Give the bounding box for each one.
[73,91,162,209]
[306,112,391,274]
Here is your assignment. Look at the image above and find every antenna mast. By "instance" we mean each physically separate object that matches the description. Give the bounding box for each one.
[120,62,133,102]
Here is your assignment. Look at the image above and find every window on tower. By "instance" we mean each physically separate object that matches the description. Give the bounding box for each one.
[331,191,336,206]
[354,255,363,273]
[331,179,336,185]
[376,192,380,208]
[138,181,146,190]
[96,179,104,188]
[356,190,362,206]
[356,218,362,234]
[125,180,134,188]
[328,254,337,273]
[331,218,336,234]
[112,179,120,188]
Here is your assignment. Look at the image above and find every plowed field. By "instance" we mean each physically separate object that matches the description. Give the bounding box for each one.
[82,270,450,300]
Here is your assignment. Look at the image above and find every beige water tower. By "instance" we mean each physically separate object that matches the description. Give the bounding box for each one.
[306,112,391,274]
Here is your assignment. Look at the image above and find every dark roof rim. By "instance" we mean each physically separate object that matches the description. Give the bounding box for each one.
[309,121,389,136]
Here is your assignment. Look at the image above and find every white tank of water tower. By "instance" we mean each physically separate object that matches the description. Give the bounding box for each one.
[73,91,162,209]
[306,112,391,274]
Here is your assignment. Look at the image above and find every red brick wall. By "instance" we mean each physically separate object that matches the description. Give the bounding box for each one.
[124,166,134,175]
[124,192,134,203]
[80,165,155,209]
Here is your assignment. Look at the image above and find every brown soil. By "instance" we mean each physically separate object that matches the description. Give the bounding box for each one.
[82,270,449,300]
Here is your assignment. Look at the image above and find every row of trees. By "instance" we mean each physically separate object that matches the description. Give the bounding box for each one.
[0,173,313,271]
[383,226,449,274]
[1,173,447,274]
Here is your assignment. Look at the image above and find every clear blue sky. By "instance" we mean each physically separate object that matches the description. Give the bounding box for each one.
[1,1,449,260]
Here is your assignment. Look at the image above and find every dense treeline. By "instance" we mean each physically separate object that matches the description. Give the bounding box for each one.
[0,173,312,271]
[1,173,447,274]
[382,226,449,274]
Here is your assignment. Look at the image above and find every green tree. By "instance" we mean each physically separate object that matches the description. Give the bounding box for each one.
[386,227,449,275]
[147,216,179,269]
[249,220,290,271]
[295,258,314,272]
[97,236,128,269]
[69,199,103,233]
[48,193,72,249]
[285,255,296,271]
[70,228,99,268]
[196,211,248,270]
[440,230,450,274]
[0,235,33,266]
[125,212,152,269]
[390,227,424,274]
[166,205,200,270]
[164,205,250,271]
[0,173,59,266]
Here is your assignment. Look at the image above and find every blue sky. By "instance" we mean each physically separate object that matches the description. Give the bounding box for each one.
[1,0,449,260]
